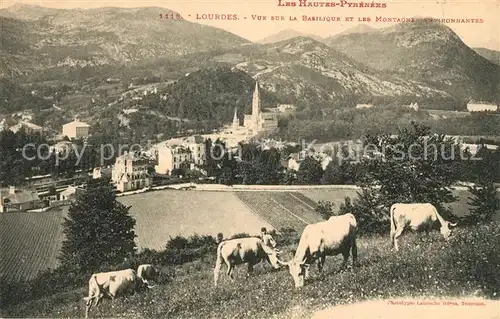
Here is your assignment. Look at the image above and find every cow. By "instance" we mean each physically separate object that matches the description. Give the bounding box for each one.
[83,269,139,319]
[277,213,358,288]
[213,236,281,287]
[137,264,159,288]
[390,203,457,251]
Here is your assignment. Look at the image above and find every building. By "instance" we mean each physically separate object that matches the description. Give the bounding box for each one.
[356,104,374,109]
[403,103,419,111]
[0,186,41,212]
[111,152,152,192]
[154,145,192,175]
[284,151,307,171]
[241,81,279,135]
[182,135,206,165]
[467,101,498,112]
[92,167,112,180]
[9,121,43,135]
[62,120,91,139]
[277,104,297,112]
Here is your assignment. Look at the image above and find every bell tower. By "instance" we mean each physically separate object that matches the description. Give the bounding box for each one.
[252,81,261,131]
[232,107,238,131]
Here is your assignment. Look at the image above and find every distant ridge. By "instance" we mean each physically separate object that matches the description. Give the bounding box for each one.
[257,29,325,44]
[473,47,500,66]
[329,24,375,39]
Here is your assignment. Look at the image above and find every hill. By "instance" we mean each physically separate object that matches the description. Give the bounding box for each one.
[3,221,499,318]
[0,5,248,76]
[257,29,325,44]
[473,47,500,66]
[0,3,66,20]
[328,24,375,39]
[0,78,53,114]
[138,66,282,124]
[226,37,450,107]
[326,20,500,102]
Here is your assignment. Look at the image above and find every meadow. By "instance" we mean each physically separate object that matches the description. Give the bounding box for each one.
[0,188,491,283]
[0,189,326,282]
[3,222,499,318]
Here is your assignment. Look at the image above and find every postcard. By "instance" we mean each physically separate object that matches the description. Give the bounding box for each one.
[0,0,499,318]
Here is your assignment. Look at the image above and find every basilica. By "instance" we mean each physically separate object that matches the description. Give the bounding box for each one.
[203,81,279,147]
[231,81,279,135]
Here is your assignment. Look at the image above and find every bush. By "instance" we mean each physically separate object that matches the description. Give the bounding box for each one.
[163,234,218,265]
[273,228,300,246]
[463,182,500,225]
[315,200,335,220]
[339,190,389,235]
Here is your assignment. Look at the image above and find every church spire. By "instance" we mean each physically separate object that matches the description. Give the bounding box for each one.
[232,107,238,130]
[252,81,261,130]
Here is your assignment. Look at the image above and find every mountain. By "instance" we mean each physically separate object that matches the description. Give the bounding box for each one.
[257,29,325,44]
[473,48,500,66]
[329,24,375,39]
[0,5,249,76]
[0,3,66,20]
[326,20,500,102]
[223,37,450,107]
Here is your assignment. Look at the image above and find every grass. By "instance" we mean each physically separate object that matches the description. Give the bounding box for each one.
[0,188,488,283]
[3,222,499,318]
[119,190,272,251]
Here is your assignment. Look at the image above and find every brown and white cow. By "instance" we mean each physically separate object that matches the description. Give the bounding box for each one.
[277,213,358,288]
[83,269,139,318]
[213,237,281,287]
[390,203,458,251]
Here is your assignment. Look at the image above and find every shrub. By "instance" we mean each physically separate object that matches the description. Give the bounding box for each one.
[315,200,335,220]
[463,181,500,225]
[339,190,388,235]
[163,234,218,265]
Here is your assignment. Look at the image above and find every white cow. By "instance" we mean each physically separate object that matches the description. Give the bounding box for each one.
[277,213,358,288]
[213,237,281,287]
[83,269,139,318]
[390,203,458,251]
[137,264,159,288]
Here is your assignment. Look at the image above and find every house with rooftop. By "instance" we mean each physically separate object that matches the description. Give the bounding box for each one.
[0,186,42,212]
[62,120,91,139]
[111,152,152,192]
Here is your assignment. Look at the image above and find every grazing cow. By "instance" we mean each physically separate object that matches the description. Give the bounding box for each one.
[83,269,139,319]
[213,237,281,287]
[390,203,457,251]
[277,213,358,288]
[137,264,159,288]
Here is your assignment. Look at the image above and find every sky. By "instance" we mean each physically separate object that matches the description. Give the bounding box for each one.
[1,0,499,50]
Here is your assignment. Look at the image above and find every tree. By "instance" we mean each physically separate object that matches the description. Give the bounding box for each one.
[60,179,136,271]
[463,181,500,225]
[297,156,323,184]
[360,123,461,220]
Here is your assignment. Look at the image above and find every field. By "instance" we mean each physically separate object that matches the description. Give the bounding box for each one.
[0,188,488,283]
[119,190,274,250]
[3,222,499,318]
[0,208,66,281]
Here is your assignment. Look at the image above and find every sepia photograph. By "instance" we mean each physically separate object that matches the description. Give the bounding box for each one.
[0,0,499,318]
